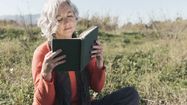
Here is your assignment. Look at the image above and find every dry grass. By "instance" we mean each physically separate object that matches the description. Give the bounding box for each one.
[1,17,187,105]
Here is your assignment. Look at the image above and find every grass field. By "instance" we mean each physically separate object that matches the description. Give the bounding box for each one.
[0,17,187,105]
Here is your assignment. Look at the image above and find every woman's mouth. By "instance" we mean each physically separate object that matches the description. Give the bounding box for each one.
[64,27,72,31]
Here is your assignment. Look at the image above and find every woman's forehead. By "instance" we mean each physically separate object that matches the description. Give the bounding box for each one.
[57,3,73,16]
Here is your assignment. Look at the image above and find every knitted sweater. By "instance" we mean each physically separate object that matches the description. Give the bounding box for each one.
[32,41,106,105]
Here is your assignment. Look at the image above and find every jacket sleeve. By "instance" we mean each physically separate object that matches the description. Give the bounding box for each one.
[87,57,106,92]
[32,48,55,105]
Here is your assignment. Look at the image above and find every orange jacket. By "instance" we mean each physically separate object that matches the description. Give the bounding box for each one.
[32,41,106,105]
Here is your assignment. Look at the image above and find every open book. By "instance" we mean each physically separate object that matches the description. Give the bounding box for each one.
[52,26,98,72]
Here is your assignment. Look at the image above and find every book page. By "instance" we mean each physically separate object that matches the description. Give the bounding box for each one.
[79,26,98,39]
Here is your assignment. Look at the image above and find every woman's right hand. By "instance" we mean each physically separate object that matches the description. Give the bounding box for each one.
[41,49,66,81]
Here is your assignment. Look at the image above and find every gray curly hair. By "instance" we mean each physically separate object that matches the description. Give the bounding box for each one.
[37,0,79,40]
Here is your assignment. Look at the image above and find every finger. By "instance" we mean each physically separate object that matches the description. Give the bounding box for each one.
[45,51,53,57]
[91,54,97,58]
[91,50,98,54]
[92,45,102,50]
[53,55,66,63]
[91,49,102,54]
[54,60,66,67]
[49,49,62,59]
[91,53,98,57]
[96,40,100,45]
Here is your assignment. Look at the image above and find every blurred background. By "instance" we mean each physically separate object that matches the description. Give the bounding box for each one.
[0,0,187,105]
[1,0,187,25]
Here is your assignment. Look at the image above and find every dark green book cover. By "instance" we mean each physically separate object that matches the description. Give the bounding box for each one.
[52,26,98,72]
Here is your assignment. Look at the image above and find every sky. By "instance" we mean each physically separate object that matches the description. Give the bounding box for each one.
[0,0,187,24]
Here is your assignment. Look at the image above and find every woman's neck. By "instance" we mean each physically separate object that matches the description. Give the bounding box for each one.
[55,34,72,39]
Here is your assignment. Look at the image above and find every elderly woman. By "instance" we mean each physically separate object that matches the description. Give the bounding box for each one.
[32,0,139,105]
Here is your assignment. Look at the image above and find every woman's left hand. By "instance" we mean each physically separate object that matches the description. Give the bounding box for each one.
[91,40,104,69]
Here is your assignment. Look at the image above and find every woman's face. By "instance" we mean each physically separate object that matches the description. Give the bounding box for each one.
[55,3,77,39]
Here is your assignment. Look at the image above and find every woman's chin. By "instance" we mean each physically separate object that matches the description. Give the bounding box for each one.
[64,31,74,36]
[62,33,74,39]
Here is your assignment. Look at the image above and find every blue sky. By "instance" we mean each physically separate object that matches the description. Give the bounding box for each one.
[0,0,187,24]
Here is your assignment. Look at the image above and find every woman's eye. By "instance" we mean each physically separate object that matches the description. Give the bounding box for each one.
[68,15,74,18]
[58,18,63,22]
